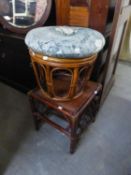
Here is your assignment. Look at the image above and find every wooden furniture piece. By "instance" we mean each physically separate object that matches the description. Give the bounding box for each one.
[0,0,52,34]
[92,0,131,103]
[55,0,89,27]
[55,0,131,102]
[0,0,130,101]
[28,81,102,153]
[29,50,96,101]
[25,25,104,101]
[0,0,56,92]
[25,25,104,152]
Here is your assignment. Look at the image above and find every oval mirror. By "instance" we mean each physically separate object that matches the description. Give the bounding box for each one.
[0,0,52,34]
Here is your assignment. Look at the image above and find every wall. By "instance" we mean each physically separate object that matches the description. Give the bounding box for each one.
[120,16,131,61]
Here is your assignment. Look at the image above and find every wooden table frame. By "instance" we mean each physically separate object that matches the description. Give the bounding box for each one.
[28,81,102,153]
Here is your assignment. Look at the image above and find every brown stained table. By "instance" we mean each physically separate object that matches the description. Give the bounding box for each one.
[28,81,102,153]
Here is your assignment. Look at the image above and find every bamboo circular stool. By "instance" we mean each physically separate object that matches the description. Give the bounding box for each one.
[25,26,105,153]
[25,26,105,101]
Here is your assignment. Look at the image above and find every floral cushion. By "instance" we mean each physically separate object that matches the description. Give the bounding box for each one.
[25,26,105,59]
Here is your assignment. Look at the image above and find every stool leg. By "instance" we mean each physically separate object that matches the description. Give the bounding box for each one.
[29,96,41,131]
[70,119,79,154]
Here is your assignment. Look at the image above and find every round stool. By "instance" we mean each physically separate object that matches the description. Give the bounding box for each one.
[25,26,105,101]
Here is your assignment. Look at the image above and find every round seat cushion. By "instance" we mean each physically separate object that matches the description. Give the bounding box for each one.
[25,26,105,59]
